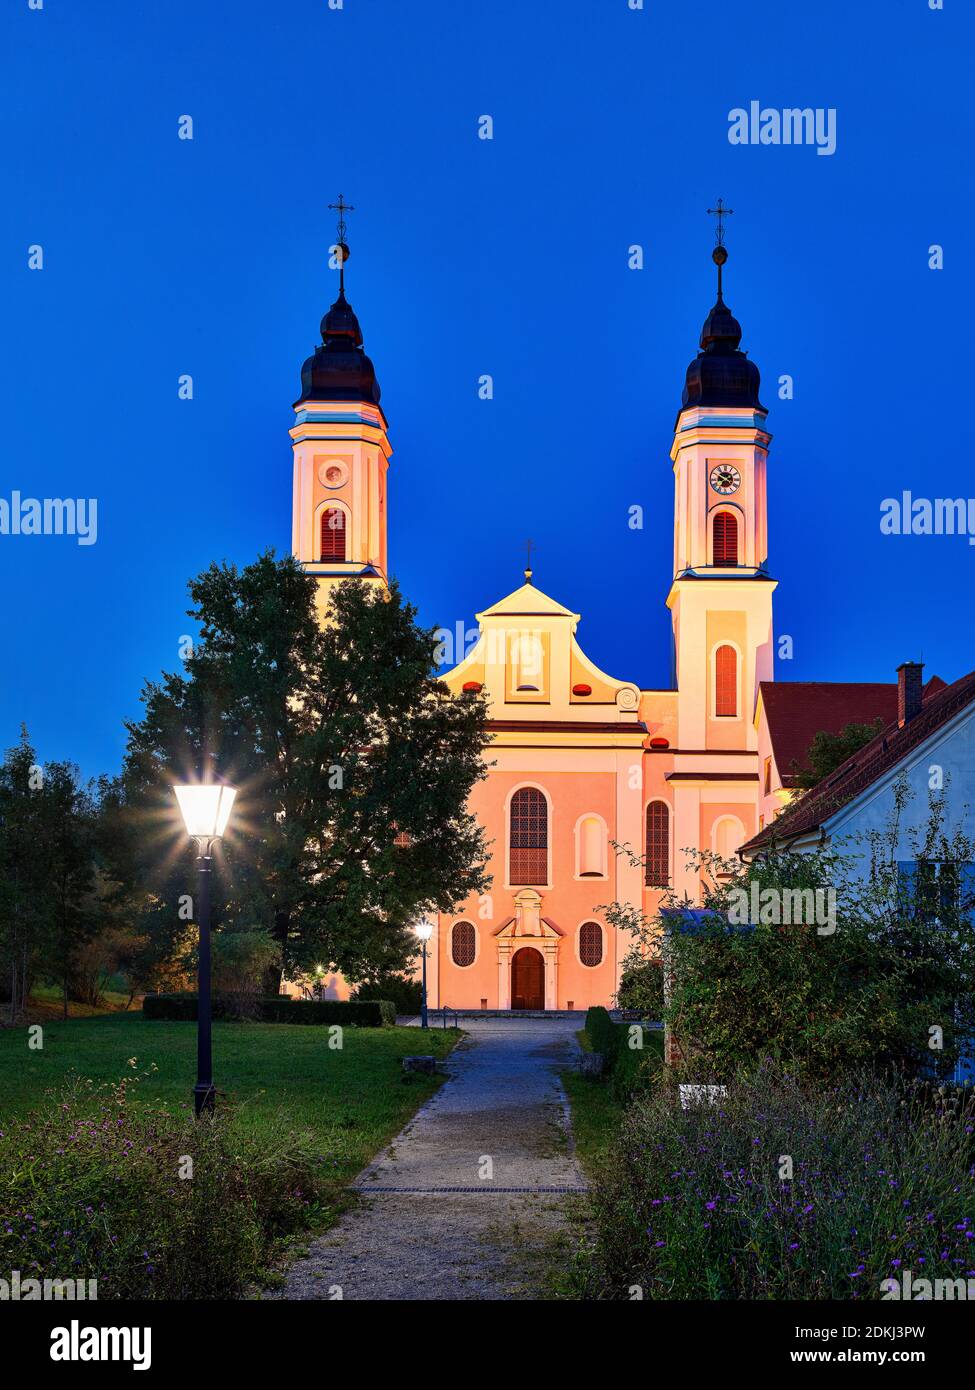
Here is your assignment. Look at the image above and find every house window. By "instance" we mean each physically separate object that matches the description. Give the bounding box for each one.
[898,861,975,927]
[577,814,606,878]
[320,507,346,562]
[510,787,548,885]
[645,801,670,887]
[715,645,738,717]
[763,755,772,795]
[579,921,603,968]
[451,921,476,967]
[713,511,738,566]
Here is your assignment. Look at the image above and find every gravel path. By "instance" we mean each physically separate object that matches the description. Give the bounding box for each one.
[271,1016,585,1301]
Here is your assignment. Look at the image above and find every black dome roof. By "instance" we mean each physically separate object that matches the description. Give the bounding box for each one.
[296,287,382,408]
[680,253,765,414]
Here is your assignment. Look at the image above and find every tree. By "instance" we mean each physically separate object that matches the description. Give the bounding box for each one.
[0,735,104,1020]
[605,782,975,1084]
[41,761,99,1018]
[121,554,491,987]
[790,718,883,790]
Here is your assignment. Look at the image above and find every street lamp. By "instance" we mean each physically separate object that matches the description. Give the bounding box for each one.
[415,919,433,1029]
[173,781,237,1116]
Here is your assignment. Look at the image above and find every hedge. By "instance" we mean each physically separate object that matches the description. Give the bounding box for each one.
[583,1005,659,1100]
[584,1006,621,1060]
[351,973,422,1015]
[143,994,395,1027]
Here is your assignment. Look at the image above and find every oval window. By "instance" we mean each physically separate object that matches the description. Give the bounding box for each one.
[451,921,476,967]
[579,921,603,968]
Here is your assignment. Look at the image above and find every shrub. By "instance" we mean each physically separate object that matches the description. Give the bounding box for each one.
[142,994,394,1027]
[0,1071,326,1299]
[351,973,422,1016]
[574,1065,975,1300]
[583,1006,660,1101]
[615,960,664,1019]
[584,1006,619,1060]
[211,927,281,1020]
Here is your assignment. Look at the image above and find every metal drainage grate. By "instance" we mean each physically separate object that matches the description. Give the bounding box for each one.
[355,1185,589,1194]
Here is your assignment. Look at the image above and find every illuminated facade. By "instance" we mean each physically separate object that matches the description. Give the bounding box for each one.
[292,238,779,1009]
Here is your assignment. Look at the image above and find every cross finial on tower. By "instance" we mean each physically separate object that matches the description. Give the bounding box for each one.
[707,197,733,247]
[706,198,733,299]
[524,539,534,582]
[327,194,355,291]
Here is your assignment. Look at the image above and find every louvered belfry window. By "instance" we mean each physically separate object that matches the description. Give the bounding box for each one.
[509,787,548,884]
[645,801,670,887]
[451,921,476,967]
[713,510,738,566]
[320,508,346,562]
[715,645,738,717]
[579,921,603,968]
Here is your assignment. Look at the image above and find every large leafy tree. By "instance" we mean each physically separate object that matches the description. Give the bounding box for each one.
[121,554,490,987]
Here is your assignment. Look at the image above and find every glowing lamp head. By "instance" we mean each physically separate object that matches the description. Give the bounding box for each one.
[173,782,237,841]
[414,920,434,943]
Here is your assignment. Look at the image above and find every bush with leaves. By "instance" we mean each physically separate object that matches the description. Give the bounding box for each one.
[572,1064,975,1300]
[0,1068,325,1299]
[606,781,975,1083]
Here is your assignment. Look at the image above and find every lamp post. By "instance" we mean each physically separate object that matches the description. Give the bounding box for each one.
[415,920,433,1029]
[173,782,237,1117]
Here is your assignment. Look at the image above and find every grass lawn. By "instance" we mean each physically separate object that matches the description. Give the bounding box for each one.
[563,1025,664,1174]
[0,1012,460,1219]
[19,983,138,1023]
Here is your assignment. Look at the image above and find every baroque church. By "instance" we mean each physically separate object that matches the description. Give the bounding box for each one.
[288,218,851,1011]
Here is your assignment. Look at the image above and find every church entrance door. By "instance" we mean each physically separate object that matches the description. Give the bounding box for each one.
[511,946,545,1010]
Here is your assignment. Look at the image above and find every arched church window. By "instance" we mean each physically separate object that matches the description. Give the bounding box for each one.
[645,801,670,887]
[451,921,476,967]
[577,814,606,878]
[510,787,548,885]
[579,921,603,968]
[713,510,738,566]
[321,507,346,562]
[715,645,738,717]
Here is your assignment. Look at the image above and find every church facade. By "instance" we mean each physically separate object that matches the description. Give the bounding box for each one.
[290,235,778,1011]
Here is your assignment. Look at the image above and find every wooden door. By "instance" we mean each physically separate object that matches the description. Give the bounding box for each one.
[511,946,545,1010]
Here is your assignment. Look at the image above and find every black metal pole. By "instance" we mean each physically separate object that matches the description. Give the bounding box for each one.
[194,845,215,1116]
[420,941,428,1029]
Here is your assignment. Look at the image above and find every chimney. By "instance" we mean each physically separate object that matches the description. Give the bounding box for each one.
[897,661,924,727]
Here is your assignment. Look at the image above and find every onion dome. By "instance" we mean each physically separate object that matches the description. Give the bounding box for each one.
[681,246,764,413]
[295,238,382,407]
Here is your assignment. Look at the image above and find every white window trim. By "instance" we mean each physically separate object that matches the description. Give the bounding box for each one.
[708,639,742,721]
[574,919,606,970]
[448,918,479,970]
[573,812,608,881]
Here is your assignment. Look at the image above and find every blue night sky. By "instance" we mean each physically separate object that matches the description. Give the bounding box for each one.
[1,0,971,778]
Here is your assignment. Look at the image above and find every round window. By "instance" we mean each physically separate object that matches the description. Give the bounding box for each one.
[318,460,349,488]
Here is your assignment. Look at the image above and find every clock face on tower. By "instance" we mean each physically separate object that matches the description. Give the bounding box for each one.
[709,464,741,495]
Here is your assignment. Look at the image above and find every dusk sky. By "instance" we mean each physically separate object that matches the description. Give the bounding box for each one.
[1,0,971,779]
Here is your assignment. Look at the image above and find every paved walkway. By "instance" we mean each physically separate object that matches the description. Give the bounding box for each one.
[272,1017,585,1301]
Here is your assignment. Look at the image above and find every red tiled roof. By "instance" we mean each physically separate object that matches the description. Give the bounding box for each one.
[744,668,975,853]
[759,678,946,787]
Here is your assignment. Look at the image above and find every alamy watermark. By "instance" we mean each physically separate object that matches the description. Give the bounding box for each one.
[727,883,837,935]
[880,492,975,547]
[0,1268,97,1300]
[0,492,97,545]
[728,102,836,156]
[881,1269,975,1301]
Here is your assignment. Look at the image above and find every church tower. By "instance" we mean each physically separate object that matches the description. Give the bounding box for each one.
[290,199,392,620]
[667,209,776,754]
